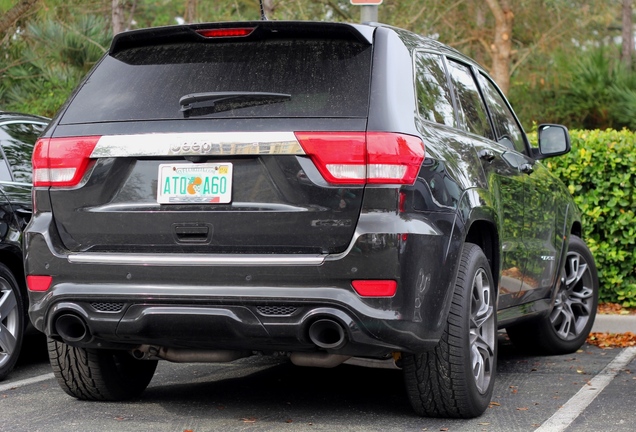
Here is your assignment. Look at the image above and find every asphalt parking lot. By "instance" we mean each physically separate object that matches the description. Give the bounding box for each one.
[1,331,635,432]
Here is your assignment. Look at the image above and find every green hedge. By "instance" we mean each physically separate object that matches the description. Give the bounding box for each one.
[541,129,636,306]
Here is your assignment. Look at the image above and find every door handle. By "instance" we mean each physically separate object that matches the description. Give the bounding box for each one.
[520,163,534,174]
[478,149,496,162]
[173,224,212,243]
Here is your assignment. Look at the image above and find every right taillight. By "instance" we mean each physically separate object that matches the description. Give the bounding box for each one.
[32,136,100,187]
[295,131,424,185]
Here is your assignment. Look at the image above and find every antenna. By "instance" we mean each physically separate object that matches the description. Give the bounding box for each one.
[259,0,268,21]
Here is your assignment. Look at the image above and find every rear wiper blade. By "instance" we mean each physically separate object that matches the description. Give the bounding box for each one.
[179,91,291,116]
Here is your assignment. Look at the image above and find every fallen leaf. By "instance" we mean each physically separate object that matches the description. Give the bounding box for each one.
[587,332,636,348]
[285,419,293,423]
[184,430,193,432]
[478,422,491,425]
[440,428,449,431]
[489,401,501,407]
[241,418,257,423]
[517,407,529,411]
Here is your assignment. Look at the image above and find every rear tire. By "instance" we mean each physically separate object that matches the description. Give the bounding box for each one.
[507,235,598,355]
[0,264,24,381]
[48,338,157,400]
[403,243,497,418]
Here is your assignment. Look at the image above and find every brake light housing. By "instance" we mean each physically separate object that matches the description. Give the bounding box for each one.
[295,131,424,185]
[195,28,255,38]
[32,136,100,187]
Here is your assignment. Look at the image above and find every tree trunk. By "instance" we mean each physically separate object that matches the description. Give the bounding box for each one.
[184,0,198,24]
[262,0,275,18]
[475,3,486,66]
[484,0,514,94]
[622,0,633,69]
[0,0,40,37]
[112,0,126,35]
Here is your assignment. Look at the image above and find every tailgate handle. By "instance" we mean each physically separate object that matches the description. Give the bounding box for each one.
[173,224,211,243]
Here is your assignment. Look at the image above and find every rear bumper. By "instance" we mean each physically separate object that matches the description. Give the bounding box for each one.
[25,209,462,357]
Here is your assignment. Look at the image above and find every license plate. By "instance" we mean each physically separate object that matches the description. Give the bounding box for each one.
[157,163,233,204]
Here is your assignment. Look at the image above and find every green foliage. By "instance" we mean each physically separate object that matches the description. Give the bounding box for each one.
[0,15,111,116]
[510,48,636,131]
[541,129,636,306]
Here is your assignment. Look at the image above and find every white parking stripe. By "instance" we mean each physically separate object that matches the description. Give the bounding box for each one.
[536,346,636,432]
[0,373,54,393]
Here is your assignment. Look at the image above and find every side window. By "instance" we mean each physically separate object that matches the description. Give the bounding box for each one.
[0,122,45,183]
[414,52,456,127]
[478,74,527,154]
[446,60,493,140]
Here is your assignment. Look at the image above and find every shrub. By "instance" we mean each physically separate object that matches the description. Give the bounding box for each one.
[542,129,636,306]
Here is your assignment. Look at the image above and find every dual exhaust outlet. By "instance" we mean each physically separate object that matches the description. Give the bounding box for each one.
[54,314,347,350]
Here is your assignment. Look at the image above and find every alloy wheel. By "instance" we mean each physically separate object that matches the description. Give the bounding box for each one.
[550,250,595,341]
[0,279,19,368]
[469,268,496,394]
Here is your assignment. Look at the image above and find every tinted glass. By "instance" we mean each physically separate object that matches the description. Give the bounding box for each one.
[447,60,493,139]
[0,122,46,183]
[61,39,372,123]
[414,52,455,127]
[478,74,526,153]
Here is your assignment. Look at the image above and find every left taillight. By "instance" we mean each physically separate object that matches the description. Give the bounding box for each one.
[32,136,100,187]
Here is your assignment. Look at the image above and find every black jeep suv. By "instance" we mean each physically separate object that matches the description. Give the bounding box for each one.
[24,21,598,418]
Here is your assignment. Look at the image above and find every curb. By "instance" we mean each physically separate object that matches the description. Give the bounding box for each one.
[592,314,636,333]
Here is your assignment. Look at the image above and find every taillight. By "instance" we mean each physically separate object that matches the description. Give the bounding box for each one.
[294,132,424,185]
[294,132,366,184]
[195,28,255,38]
[32,136,100,187]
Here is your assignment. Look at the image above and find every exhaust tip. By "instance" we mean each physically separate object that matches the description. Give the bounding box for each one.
[308,319,347,350]
[55,314,89,343]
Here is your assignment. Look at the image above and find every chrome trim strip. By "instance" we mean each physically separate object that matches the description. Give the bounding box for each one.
[67,253,325,266]
[91,132,304,157]
[86,202,310,212]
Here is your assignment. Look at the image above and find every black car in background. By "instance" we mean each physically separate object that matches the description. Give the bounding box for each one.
[0,112,48,380]
[24,21,598,417]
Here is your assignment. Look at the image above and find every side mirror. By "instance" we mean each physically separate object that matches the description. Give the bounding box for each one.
[533,124,571,160]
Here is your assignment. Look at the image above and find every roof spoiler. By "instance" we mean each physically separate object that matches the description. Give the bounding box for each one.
[110,21,374,55]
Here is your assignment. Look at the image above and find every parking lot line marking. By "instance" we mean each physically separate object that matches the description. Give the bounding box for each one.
[536,346,636,432]
[0,373,55,393]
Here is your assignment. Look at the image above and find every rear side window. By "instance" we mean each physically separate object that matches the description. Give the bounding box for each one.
[60,39,372,123]
[446,60,493,140]
[414,52,455,127]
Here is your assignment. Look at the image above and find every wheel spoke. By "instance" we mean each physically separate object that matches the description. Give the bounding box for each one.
[0,322,17,355]
[0,288,17,320]
[551,303,575,339]
[566,292,593,316]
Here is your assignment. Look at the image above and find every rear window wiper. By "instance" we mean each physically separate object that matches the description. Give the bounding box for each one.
[179,91,291,117]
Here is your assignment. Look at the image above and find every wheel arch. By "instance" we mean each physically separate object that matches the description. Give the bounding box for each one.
[464,217,500,296]
[0,244,26,291]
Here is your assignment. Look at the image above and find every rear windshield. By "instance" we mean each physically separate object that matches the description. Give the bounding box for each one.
[60,39,372,124]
